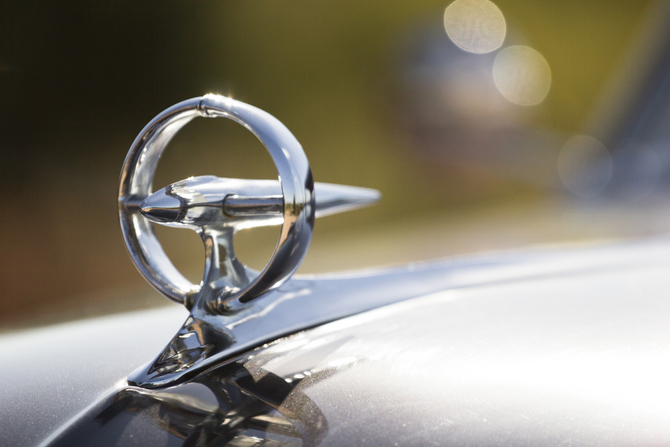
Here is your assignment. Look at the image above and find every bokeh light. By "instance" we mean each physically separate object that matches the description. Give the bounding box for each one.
[444,0,506,54]
[493,45,551,105]
[558,135,613,198]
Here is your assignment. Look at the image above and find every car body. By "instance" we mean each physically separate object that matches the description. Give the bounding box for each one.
[3,236,670,446]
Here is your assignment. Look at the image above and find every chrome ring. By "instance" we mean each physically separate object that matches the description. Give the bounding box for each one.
[118,94,315,307]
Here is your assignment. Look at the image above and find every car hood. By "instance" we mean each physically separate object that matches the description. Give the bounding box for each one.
[4,237,670,446]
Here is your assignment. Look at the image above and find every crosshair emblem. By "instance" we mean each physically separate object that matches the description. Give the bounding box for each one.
[119,95,378,313]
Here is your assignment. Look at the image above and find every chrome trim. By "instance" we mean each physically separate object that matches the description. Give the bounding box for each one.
[119,95,381,387]
[119,94,316,309]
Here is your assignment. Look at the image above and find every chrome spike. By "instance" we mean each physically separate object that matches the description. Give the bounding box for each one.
[139,176,380,229]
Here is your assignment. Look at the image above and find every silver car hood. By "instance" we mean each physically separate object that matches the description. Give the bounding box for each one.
[3,238,670,446]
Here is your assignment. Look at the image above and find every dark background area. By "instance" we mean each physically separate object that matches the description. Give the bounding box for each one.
[1,0,663,328]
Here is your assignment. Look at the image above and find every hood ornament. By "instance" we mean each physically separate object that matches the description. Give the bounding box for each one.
[119,95,379,387]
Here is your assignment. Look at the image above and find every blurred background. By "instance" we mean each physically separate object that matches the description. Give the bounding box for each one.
[3,0,670,329]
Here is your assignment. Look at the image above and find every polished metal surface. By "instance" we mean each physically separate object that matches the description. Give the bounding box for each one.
[119,95,380,388]
[15,238,670,446]
[120,95,378,311]
[119,94,317,309]
[127,249,457,389]
[136,175,378,313]
[140,176,380,226]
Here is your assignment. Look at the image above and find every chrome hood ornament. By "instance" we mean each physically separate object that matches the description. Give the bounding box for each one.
[119,95,379,387]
